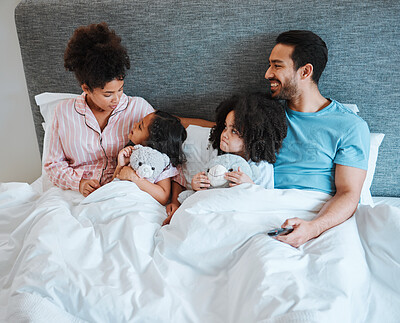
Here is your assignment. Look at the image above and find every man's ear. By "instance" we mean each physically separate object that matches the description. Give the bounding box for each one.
[81,83,91,94]
[300,63,313,80]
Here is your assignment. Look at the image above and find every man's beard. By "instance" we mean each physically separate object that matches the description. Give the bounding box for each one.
[272,78,299,101]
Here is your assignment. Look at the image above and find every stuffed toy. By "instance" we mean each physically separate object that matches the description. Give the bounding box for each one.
[129,145,170,182]
[178,153,259,203]
[206,154,259,188]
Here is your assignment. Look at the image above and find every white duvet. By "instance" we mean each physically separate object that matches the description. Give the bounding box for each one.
[0,181,399,323]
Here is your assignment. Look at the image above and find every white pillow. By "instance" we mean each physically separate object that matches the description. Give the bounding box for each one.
[360,133,385,206]
[35,92,79,129]
[182,125,217,189]
[342,103,359,114]
[181,125,384,206]
[342,103,385,206]
[35,92,79,191]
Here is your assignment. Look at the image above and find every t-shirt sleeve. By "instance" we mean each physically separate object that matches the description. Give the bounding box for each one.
[334,120,370,170]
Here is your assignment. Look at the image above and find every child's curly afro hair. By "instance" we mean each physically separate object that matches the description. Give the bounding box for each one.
[64,22,130,90]
[209,92,287,163]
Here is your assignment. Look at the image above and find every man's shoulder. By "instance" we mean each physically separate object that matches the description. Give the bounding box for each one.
[328,100,368,125]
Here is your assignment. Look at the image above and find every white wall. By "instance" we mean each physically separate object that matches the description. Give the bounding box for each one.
[0,0,41,183]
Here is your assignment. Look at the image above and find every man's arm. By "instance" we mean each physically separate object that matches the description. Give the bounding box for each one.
[276,164,367,247]
[178,117,215,129]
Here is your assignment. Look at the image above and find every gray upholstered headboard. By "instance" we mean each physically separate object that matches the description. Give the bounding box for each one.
[15,0,399,197]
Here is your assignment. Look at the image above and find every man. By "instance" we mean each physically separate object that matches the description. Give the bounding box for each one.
[265,30,370,247]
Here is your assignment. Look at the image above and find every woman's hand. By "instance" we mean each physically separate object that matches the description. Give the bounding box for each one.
[79,178,100,197]
[191,171,210,191]
[116,166,139,182]
[163,202,180,225]
[224,167,254,187]
[117,146,134,166]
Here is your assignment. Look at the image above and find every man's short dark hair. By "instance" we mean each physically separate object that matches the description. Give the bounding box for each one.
[276,30,328,84]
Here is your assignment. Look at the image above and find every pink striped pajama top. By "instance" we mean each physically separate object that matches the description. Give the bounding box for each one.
[44,93,154,191]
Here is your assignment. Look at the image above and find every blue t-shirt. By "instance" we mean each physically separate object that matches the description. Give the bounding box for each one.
[274,100,370,195]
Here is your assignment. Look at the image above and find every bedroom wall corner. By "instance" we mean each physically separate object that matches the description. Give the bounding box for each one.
[0,0,41,184]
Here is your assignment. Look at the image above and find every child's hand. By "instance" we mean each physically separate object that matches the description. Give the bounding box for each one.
[225,167,254,187]
[118,146,134,166]
[116,166,139,182]
[79,178,100,197]
[163,202,180,225]
[191,171,210,191]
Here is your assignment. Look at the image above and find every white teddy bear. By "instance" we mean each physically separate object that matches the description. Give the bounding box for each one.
[178,153,259,203]
[206,154,258,188]
[129,144,170,182]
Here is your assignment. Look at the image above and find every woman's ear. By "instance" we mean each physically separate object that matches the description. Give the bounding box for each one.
[81,83,91,94]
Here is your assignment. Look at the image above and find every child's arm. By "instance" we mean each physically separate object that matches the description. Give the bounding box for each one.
[163,181,185,225]
[117,166,171,205]
[191,171,211,191]
[113,146,134,179]
[224,166,254,187]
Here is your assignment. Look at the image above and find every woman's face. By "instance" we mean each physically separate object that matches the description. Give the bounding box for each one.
[83,79,124,113]
[128,112,156,145]
[220,110,246,157]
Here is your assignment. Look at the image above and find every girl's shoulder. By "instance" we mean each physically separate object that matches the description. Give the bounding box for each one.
[248,159,273,172]
[154,164,179,183]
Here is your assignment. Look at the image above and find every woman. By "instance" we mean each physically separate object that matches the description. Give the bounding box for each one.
[44,22,154,196]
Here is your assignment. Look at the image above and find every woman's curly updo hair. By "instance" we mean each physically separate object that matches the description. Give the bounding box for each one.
[209,92,287,163]
[146,111,187,167]
[64,22,130,90]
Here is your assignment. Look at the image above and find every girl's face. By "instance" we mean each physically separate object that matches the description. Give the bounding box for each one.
[220,111,246,158]
[128,112,155,145]
[83,79,124,113]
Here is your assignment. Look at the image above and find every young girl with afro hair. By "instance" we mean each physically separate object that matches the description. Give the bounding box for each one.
[193,92,287,190]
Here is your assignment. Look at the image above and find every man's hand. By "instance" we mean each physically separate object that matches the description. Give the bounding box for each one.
[79,178,100,197]
[191,172,210,191]
[275,165,366,248]
[274,218,321,248]
[163,202,180,225]
[117,146,134,166]
[224,167,254,187]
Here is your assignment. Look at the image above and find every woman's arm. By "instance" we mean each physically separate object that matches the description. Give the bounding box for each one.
[44,111,86,192]
[117,166,171,205]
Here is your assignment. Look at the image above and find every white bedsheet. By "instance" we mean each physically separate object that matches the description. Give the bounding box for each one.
[0,181,399,322]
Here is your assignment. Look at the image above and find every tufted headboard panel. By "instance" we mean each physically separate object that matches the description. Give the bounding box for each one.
[15,0,400,197]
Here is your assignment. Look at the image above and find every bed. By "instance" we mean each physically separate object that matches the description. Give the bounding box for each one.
[1,0,399,322]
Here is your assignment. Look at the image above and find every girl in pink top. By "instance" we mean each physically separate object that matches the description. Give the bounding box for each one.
[44,22,154,196]
[114,110,187,205]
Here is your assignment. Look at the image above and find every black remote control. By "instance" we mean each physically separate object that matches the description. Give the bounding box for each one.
[267,227,294,237]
